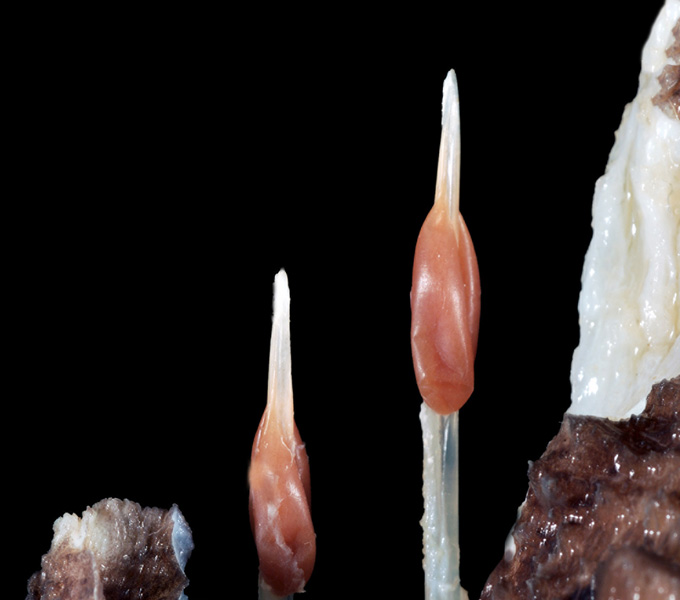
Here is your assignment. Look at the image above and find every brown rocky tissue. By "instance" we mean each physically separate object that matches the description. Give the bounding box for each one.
[26,498,193,600]
[481,377,680,599]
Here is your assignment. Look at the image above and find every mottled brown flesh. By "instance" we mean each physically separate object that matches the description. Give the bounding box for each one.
[481,377,680,599]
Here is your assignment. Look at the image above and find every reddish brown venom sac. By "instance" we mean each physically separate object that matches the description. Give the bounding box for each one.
[411,71,481,416]
[249,413,315,596]
[411,204,480,414]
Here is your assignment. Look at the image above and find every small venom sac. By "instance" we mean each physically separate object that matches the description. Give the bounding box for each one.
[249,269,316,598]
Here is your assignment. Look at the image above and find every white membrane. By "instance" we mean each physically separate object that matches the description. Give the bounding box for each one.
[570,0,680,419]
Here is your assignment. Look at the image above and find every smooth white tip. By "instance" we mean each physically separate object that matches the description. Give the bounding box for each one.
[267,269,294,435]
[273,269,290,321]
[442,70,459,127]
[436,70,462,224]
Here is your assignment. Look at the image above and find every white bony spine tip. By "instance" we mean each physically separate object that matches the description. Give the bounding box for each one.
[436,71,462,229]
[265,269,295,441]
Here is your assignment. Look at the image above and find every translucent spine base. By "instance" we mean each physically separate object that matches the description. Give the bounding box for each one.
[421,404,468,600]
[258,580,293,600]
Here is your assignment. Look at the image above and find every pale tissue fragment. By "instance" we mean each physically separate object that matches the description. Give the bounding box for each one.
[570,0,680,419]
[25,498,193,600]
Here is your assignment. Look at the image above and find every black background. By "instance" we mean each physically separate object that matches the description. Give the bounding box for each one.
[9,2,666,599]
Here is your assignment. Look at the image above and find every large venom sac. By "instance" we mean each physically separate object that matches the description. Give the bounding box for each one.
[411,202,480,415]
[25,498,193,600]
[248,270,315,597]
[411,71,481,417]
